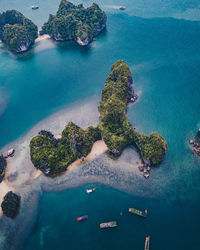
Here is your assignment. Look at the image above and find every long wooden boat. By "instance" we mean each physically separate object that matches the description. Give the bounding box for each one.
[100,221,117,229]
[144,236,150,250]
[129,208,148,218]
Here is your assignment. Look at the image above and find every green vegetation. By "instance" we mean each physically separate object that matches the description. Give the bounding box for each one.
[1,191,20,218]
[0,10,38,52]
[30,60,167,176]
[30,123,101,176]
[40,0,106,45]
[98,60,167,165]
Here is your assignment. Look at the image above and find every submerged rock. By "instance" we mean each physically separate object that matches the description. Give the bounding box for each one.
[1,191,20,218]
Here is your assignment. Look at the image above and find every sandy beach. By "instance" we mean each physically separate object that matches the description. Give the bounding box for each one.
[67,140,108,171]
[35,34,51,43]
[30,140,108,177]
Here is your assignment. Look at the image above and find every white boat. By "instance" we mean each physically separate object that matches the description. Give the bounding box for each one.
[119,6,126,10]
[32,5,39,10]
[7,148,15,157]
[86,188,96,194]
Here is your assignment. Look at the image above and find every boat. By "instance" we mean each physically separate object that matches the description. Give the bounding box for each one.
[100,221,117,228]
[144,236,150,250]
[7,148,15,157]
[86,188,96,194]
[77,215,88,221]
[129,208,148,218]
[119,6,126,10]
[31,5,39,10]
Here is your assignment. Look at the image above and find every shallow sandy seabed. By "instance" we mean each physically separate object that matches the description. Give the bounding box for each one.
[0,96,143,215]
[35,34,51,43]
[0,96,168,249]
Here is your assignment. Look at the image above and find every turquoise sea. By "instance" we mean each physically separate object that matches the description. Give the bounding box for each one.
[0,0,200,249]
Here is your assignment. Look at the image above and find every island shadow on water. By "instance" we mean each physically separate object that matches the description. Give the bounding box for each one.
[56,28,108,55]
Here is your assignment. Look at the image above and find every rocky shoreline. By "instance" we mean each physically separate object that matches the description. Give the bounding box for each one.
[189,129,200,156]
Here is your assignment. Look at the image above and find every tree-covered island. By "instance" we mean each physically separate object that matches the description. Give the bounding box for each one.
[1,191,20,218]
[40,0,107,46]
[0,10,38,53]
[30,60,167,177]
[99,60,168,165]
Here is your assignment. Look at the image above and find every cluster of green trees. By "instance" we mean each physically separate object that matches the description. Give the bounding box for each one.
[30,123,101,176]
[0,1,106,52]
[30,60,167,176]
[40,0,107,44]
[1,191,20,218]
[0,10,38,52]
[99,60,167,164]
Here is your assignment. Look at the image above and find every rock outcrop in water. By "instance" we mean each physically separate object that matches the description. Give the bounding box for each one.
[30,60,167,177]
[0,10,38,53]
[1,191,20,218]
[40,0,107,46]
[189,129,200,156]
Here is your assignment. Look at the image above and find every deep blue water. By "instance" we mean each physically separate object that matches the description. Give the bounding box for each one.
[0,0,200,249]
[23,185,200,250]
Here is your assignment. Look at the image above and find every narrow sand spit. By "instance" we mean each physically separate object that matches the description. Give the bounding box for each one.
[35,34,51,43]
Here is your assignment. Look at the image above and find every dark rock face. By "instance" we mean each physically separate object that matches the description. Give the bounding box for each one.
[1,191,20,218]
[0,156,6,183]
[109,149,122,157]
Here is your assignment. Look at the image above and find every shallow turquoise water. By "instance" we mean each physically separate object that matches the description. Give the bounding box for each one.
[0,0,200,249]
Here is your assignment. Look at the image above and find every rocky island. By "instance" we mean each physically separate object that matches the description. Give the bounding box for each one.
[99,61,167,166]
[189,129,200,156]
[30,60,167,177]
[0,10,38,53]
[30,126,101,176]
[1,191,20,218]
[40,0,107,46]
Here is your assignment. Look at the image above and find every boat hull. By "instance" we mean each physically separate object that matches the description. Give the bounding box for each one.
[129,208,147,217]
[144,236,150,250]
[77,215,88,221]
[100,221,117,228]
